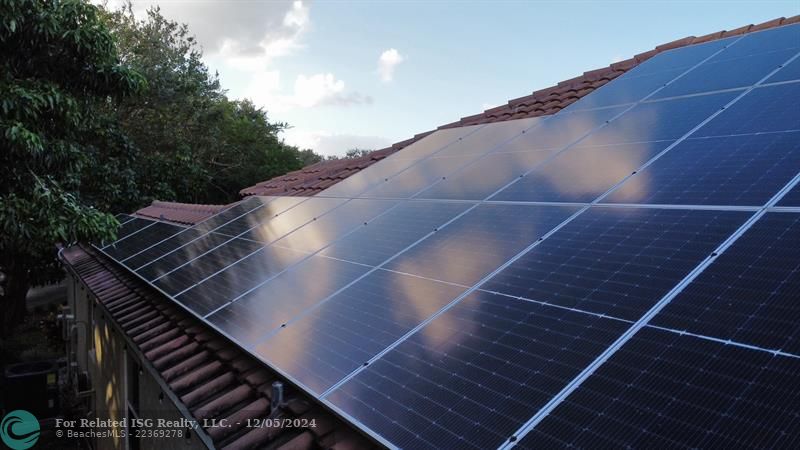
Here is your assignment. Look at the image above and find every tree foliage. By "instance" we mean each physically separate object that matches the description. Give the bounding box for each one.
[1,0,144,335]
[99,4,321,204]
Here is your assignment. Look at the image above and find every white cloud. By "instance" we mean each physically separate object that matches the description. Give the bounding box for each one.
[378,48,404,82]
[283,129,392,156]
[244,72,372,113]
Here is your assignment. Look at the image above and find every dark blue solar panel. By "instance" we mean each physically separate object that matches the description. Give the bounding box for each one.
[109,217,153,243]
[255,269,468,394]
[122,228,207,270]
[491,140,672,203]
[320,201,472,266]
[652,47,797,99]
[272,199,396,253]
[778,183,800,206]
[432,117,539,157]
[569,68,685,110]
[192,196,270,232]
[482,207,749,321]
[766,54,800,83]
[175,244,308,316]
[207,255,371,347]
[319,157,421,198]
[384,204,578,286]
[695,83,800,137]
[606,131,800,205]
[726,23,799,57]
[415,149,557,201]
[151,238,263,296]
[239,197,348,243]
[652,213,800,354]
[621,37,734,77]
[326,290,630,449]
[103,221,183,261]
[212,196,307,238]
[576,91,737,147]
[519,328,800,449]
[362,154,483,199]
[494,107,626,153]
[135,232,232,281]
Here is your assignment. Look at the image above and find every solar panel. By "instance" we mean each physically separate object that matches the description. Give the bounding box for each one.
[415,149,555,200]
[517,327,800,448]
[651,30,799,99]
[207,255,371,346]
[318,126,482,198]
[326,290,630,449]
[778,184,800,206]
[491,140,673,203]
[103,221,184,261]
[90,22,800,449]
[255,269,469,394]
[383,204,578,286]
[605,131,800,205]
[567,36,733,111]
[575,91,738,147]
[651,212,800,354]
[765,54,800,83]
[694,83,800,137]
[481,207,749,321]
[320,201,472,266]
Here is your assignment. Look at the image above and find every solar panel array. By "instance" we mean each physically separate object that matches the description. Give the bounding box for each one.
[97,23,800,449]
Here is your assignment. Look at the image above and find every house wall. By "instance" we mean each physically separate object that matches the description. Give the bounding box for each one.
[68,276,208,450]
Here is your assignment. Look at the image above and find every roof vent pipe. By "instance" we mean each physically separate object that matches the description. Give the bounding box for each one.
[271,381,284,415]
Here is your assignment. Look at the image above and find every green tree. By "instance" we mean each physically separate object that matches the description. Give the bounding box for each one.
[0,0,144,335]
[100,4,322,204]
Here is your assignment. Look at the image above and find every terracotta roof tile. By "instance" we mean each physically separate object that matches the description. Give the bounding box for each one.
[61,245,373,449]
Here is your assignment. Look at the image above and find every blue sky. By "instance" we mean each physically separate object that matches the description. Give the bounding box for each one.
[115,1,798,157]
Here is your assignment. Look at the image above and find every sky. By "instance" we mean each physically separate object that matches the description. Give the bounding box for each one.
[106,0,798,157]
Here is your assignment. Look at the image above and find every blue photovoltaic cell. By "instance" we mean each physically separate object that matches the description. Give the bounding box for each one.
[569,68,685,110]
[192,196,269,232]
[619,37,734,77]
[431,117,539,157]
[381,125,482,161]
[778,184,800,206]
[122,228,207,270]
[605,131,800,205]
[695,83,800,137]
[271,199,396,253]
[255,269,468,394]
[361,154,483,199]
[482,207,749,321]
[519,328,800,449]
[491,140,673,203]
[152,238,263,296]
[319,201,472,266]
[493,106,626,153]
[174,244,308,316]
[103,221,183,261]
[652,213,800,354]
[109,217,153,243]
[213,196,311,239]
[240,197,348,243]
[384,204,578,286]
[651,25,800,99]
[327,290,630,449]
[575,91,737,148]
[415,149,556,200]
[766,54,800,83]
[317,157,420,198]
[207,255,371,346]
[135,232,233,281]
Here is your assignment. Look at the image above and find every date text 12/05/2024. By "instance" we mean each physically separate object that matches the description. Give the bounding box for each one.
[54,417,318,430]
